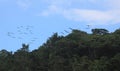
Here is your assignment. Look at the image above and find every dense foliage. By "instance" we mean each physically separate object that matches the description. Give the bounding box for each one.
[1,28,120,71]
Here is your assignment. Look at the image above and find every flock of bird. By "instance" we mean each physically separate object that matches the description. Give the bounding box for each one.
[7,25,91,44]
[7,25,38,44]
[60,25,91,35]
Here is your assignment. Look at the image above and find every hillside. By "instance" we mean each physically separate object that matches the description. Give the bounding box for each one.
[0,28,120,71]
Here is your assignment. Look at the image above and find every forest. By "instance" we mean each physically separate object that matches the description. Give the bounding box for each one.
[0,28,120,71]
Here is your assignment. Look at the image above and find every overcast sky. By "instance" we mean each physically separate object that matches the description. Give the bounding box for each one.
[0,0,120,51]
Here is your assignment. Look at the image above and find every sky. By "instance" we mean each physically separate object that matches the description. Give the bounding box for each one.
[0,0,120,52]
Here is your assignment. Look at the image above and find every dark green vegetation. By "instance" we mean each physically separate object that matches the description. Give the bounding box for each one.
[1,28,120,71]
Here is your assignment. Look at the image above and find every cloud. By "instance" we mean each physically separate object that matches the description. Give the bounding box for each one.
[39,5,61,16]
[17,0,31,10]
[63,9,120,25]
[38,0,120,25]
[105,0,120,10]
[63,9,110,22]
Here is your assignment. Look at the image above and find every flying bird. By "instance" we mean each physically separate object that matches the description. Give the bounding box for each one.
[61,32,64,35]
[64,30,69,33]
[86,25,91,29]
[69,27,73,30]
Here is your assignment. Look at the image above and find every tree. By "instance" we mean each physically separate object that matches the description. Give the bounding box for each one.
[89,56,109,71]
[108,53,120,71]
[1,28,120,71]
[0,50,13,71]
[114,28,120,34]
[13,44,31,71]
[92,28,109,35]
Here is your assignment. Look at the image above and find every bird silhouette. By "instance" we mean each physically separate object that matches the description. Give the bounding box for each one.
[86,25,91,29]
[69,27,73,30]
[61,32,64,35]
[64,30,69,33]
[6,25,41,46]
